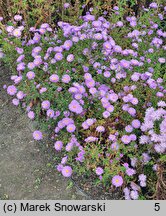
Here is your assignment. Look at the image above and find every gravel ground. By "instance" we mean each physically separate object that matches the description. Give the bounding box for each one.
[0,64,87,200]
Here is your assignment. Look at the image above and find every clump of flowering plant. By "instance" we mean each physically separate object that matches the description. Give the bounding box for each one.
[0,2,165,200]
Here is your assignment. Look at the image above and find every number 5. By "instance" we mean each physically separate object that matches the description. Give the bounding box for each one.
[154,203,160,211]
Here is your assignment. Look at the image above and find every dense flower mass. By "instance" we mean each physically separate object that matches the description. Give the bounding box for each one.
[0,1,165,200]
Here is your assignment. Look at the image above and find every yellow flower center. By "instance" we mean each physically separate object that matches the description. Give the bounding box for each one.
[15,30,19,35]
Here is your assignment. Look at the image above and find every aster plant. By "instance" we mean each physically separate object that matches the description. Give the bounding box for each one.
[0,1,166,200]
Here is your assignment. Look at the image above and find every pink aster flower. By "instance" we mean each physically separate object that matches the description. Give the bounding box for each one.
[129,134,137,141]
[83,14,95,21]
[158,58,165,64]
[12,98,19,106]
[109,93,118,102]
[86,118,95,126]
[28,111,35,119]
[74,93,82,100]
[32,32,41,41]
[149,2,158,8]
[140,181,146,187]
[13,29,21,37]
[33,56,42,66]
[27,62,35,70]
[62,118,74,126]
[14,15,22,21]
[16,54,25,63]
[67,54,74,62]
[125,125,133,133]
[54,52,63,61]
[112,175,123,187]
[63,40,73,50]
[153,164,158,171]
[49,74,59,83]
[64,3,70,8]
[66,124,76,133]
[6,26,14,33]
[130,190,139,200]
[142,153,151,163]
[109,134,116,141]
[39,87,47,94]
[96,126,105,133]
[111,142,119,150]
[139,174,147,182]
[131,73,140,82]
[139,135,149,144]
[123,187,130,199]
[46,109,54,118]
[103,111,110,118]
[82,122,89,129]
[62,74,71,83]
[131,119,141,128]
[15,47,24,54]
[54,141,63,151]
[92,20,102,28]
[121,135,131,144]
[94,33,103,40]
[130,21,137,27]
[128,107,136,116]
[16,91,24,100]
[103,71,111,78]
[54,127,60,133]
[86,79,95,88]
[57,120,65,129]
[65,142,74,152]
[61,156,68,165]
[89,87,97,95]
[62,166,72,177]
[96,167,104,175]
[17,62,25,71]
[41,100,50,110]
[107,105,114,113]
[120,59,130,69]
[131,97,138,105]
[158,101,166,107]
[57,164,63,172]
[85,136,98,143]
[68,100,83,114]
[117,21,123,27]
[103,41,112,50]
[33,130,43,140]
[72,36,79,43]
[7,85,17,96]
[84,73,92,80]
[113,6,119,10]
[126,168,136,176]
[68,87,78,94]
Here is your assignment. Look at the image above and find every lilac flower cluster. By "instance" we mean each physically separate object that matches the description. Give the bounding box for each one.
[140,105,166,153]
